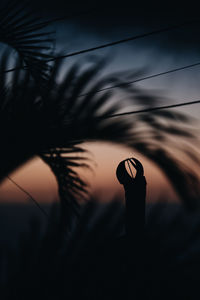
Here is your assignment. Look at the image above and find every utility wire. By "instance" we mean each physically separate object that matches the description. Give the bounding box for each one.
[49,20,199,61]
[3,19,199,73]
[5,98,200,215]
[100,99,200,119]
[4,62,200,97]
[7,176,49,218]
[79,62,200,97]
[62,98,200,145]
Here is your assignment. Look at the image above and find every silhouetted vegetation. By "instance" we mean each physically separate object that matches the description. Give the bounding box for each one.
[0,1,200,209]
[1,2,200,299]
[1,200,200,300]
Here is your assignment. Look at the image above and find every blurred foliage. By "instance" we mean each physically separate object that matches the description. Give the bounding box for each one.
[0,0,200,212]
[2,201,200,299]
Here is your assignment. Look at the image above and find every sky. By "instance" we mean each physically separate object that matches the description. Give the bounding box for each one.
[0,0,200,206]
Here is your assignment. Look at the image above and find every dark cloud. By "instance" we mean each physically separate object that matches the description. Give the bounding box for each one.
[29,0,200,55]
[1,1,200,55]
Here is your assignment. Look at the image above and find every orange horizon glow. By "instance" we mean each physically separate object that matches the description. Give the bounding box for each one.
[0,142,180,205]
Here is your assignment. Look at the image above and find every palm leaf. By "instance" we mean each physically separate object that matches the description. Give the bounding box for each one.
[0,0,54,85]
[0,48,200,210]
[36,56,200,209]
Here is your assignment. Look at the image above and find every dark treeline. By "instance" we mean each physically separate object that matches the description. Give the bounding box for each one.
[1,200,200,299]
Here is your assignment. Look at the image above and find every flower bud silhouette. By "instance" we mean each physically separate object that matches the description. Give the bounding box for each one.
[116,158,146,242]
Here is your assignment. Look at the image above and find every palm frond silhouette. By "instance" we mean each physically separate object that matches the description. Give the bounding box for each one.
[0,0,200,211]
[0,0,54,84]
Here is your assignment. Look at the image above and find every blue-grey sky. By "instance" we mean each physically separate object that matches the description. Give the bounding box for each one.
[51,14,200,119]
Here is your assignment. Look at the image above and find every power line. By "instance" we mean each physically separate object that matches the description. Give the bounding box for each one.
[50,20,199,61]
[79,62,200,97]
[100,99,200,119]
[63,98,200,145]
[7,176,49,218]
[3,19,199,73]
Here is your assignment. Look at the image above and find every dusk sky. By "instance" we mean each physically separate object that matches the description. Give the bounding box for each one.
[0,0,200,205]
